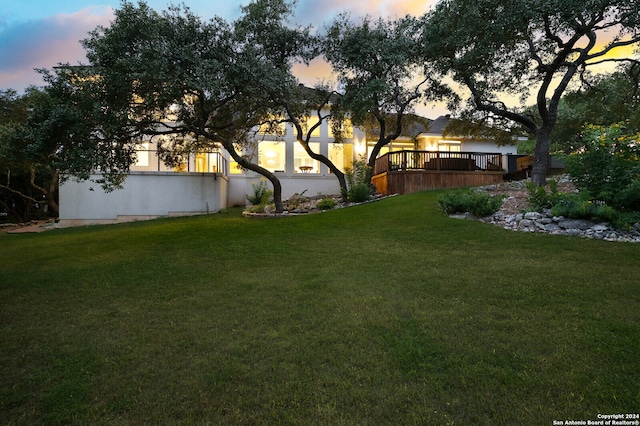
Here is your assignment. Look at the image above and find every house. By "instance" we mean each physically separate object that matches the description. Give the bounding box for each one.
[57,114,518,227]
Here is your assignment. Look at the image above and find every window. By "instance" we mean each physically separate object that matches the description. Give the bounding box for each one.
[439,140,461,152]
[303,116,321,137]
[134,143,150,167]
[195,152,222,173]
[329,143,354,173]
[294,142,320,173]
[229,161,244,174]
[328,118,353,138]
[258,141,286,172]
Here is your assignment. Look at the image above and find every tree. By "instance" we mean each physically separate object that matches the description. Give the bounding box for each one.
[551,62,640,152]
[323,15,447,183]
[0,89,44,221]
[80,0,315,212]
[0,83,108,220]
[1,62,148,221]
[423,0,640,185]
[276,84,350,200]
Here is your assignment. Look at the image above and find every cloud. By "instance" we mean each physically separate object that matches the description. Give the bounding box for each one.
[295,0,434,27]
[0,6,114,92]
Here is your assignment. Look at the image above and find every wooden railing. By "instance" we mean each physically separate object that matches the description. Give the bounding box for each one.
[373,150,504,176]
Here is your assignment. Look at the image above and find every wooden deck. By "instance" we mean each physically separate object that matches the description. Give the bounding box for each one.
[371,151,505,195]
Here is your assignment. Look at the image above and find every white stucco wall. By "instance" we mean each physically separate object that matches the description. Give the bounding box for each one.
[228,174,342,206]
[460,141,518,155]
[59,172,228,227]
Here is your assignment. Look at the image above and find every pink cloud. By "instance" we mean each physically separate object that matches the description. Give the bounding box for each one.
[296,0,436,25]
[0,6,114,91]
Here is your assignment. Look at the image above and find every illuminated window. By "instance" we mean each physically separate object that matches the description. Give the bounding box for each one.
[439,140,461,152]
[258,141,286,172]
[294,142,320,173]
[303,116,321,137]
[328,118,353,138]
[134,143,150,167]
[229,161,243,174]
[195,153,222,173]
[329,143,354,173]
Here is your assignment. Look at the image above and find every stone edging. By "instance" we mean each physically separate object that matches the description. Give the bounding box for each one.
[452,210,640,243]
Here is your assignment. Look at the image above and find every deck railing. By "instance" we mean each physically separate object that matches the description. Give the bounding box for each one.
[373,150,504,176]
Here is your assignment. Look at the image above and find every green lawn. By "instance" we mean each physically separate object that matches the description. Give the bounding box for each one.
[1,191,639,425]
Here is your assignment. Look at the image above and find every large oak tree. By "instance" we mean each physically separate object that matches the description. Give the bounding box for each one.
[423,0,640,185]
[81,0,316,212]
[323,15,448,182]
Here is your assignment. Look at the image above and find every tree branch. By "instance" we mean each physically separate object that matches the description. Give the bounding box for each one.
[0,184,40,204]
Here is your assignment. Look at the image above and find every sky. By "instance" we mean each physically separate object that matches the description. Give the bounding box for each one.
[0,0,436,94]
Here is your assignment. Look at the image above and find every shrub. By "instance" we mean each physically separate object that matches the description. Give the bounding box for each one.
[246,178,273,206]
[438,190,505,217]
[526,179,560,211]
[317,198,337,210]
[564,122,640,211]
[551,194,617,222]
[344,160,372,203]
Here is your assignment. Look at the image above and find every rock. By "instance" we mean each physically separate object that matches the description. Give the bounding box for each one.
[545,223,561,232]
[558,219,593,230]
[524,211,542,220]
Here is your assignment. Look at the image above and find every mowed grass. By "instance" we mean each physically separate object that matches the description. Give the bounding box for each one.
[1,191,638,425]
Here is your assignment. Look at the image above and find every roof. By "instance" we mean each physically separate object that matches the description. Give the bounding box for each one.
[423,114,451,135]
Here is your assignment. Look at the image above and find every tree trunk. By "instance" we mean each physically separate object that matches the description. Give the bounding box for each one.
[366,137,389,185]
[298,139,348,202]
[29,168,59,214]
[532,128,551,186]
[222,140,285,212]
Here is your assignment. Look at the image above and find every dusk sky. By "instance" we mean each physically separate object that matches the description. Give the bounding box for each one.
[1,0,436,94]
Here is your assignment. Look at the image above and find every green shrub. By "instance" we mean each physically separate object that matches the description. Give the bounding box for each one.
[317,198,337,210]
[344,160,372,203]
[526,179,560,211]
[551,194,617,222]
[438,190,505,217]
[564,122,640,211]
[247,178,273,206]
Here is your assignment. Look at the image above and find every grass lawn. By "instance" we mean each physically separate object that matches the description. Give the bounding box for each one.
[1,190,639,424]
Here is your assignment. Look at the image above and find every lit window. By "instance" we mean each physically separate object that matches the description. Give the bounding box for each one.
[134,143,150,167]
[328,118,353,138]
[329,143,354,173]
[303,116,321,137]
[229,161,243,174]
[258,141,286,172]
[294,142,320,173]
[439,140,461,152]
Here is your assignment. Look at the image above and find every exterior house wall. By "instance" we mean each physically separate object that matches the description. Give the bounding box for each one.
[231,115,362,202]
[58,172,228,227]
[57,114,523,226]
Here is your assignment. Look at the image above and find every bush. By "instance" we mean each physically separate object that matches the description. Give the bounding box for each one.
[526,179,560,211]
[317,198,337,210]
[551,194,617,222]
[438,190,505,217]
[344,160,372,203]
[564,122,640,211]
[246,178,273,206]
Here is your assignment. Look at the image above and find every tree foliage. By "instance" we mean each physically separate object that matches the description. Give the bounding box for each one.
[324,15,448,180]
[564,122,640,211]
[79,0,317,212]
[423,0,640,185]
[551,62,640,152]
